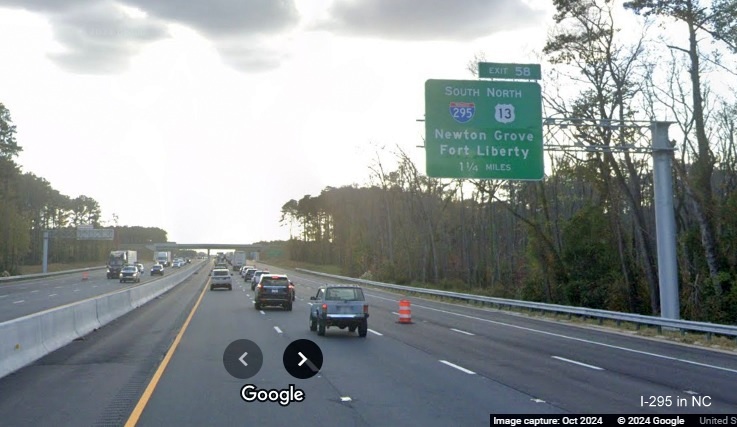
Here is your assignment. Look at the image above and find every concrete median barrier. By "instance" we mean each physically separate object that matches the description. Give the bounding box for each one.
[129,267,197,308]
[0,261,204,380]
[73,298,102,337]
[40,307,79,354]
[96,290,133,327]
[129,280,160,308]
[0,316,45,379]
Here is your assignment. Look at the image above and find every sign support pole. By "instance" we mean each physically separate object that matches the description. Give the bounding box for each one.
[43,231,49,274]
[651,122,679,319]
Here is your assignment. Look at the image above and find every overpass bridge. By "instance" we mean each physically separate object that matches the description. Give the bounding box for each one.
[150,243,262,256]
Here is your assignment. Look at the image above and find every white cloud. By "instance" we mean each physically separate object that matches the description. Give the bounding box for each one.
[318,0,547,40]
[0,2,554,243]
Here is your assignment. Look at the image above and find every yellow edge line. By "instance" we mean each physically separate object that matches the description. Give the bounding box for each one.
[124,277,210,427]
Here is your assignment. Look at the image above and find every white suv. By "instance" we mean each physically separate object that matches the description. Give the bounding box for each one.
[210,268,233,291]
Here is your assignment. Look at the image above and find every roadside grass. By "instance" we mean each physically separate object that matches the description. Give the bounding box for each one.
[426,289,736,351]
[17,262,103,275]
[262,259,343,276]
[424,291,737,351]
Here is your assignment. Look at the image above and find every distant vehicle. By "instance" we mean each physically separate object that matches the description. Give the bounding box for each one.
[119,265,141,283]
[135,263,144,274]
[107,250,137,279]
[243,268,257,281]
[240,265,254,277]
[154,251,172,267]
[210,268,232,291]
[150,264,164,276]
[232,251,247,271]
[231,251,246,271]
[254,274,292,310]
[309,285,368,337]
[250,270,269,290]
[288,280,296,301]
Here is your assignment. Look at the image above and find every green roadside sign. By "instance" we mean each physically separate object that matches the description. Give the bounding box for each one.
[478,62,541,80]
[424,79,543,180]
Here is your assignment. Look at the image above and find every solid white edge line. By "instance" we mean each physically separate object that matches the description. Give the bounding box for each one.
[297,272,737,374]
[381,297,737,375]
[439,360,476,374]
[368,329,383,336]
[450,328,475,336]
[274,326,283,334]
[552,356,604,371]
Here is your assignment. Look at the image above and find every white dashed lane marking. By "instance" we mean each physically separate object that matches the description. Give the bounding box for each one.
[439,360,475,374]
[552,356,604,371]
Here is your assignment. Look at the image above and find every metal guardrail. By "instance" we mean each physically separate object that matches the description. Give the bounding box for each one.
[295,268,737,339]
[0,266,106,283]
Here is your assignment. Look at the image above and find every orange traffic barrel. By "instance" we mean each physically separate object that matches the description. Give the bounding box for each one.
[398,299,412,324]
[82,270,89,281]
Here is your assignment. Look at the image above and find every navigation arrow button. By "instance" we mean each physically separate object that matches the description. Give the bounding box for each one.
[223,339,262,379]
[284,339,323,379]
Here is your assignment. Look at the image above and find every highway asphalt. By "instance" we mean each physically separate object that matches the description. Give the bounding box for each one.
[0,262,735,426]
[0,263,195,322]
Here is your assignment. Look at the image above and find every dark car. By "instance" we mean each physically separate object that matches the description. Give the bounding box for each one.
[243,268,257,281]
[150,264,164,276]
[254,274,292,310]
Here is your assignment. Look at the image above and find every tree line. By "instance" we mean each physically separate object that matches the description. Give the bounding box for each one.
[0,102,167,275]
[281,0,737,323]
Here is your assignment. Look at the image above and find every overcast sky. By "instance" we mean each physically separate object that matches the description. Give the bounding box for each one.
[0,0,553,244]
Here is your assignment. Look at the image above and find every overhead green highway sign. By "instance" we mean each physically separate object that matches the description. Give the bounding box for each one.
[478,62,541,80]
[424,79,543,180]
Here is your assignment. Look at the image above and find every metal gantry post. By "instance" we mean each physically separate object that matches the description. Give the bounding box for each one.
[43,231,49,274]
[651,122,679,319]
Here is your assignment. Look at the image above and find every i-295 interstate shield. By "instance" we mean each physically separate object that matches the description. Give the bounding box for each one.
[425,79,543,180]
